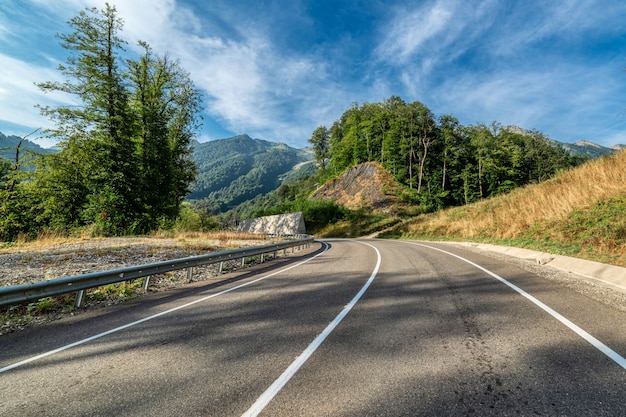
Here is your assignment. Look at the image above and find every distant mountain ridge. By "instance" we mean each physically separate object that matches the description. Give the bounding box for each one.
[0,132,56,161]
[504,125,623,158]
[560,140,626,159]
[188,134,314,212]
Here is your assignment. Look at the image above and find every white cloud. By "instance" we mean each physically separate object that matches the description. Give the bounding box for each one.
[95,0,338,144]
[376,0,453,63]
[374,0,499,80]
[5,0,292,142]
[488,1,626,57]
[0,53,75,146]
[430,59,626,146]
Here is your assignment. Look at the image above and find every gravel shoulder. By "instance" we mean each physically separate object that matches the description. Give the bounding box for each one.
[0,236,277,335]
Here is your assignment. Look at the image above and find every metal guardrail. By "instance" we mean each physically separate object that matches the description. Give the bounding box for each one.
[0,236,314,308]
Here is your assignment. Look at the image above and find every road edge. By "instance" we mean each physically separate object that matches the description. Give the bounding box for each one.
[441,242,626,294]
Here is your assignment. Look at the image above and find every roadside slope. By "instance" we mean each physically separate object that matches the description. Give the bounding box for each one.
[381,150,626,267]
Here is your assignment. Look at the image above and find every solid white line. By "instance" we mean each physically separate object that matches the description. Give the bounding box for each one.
[0,242,329,374]
[408,241,626,370]
[241,241,382,417]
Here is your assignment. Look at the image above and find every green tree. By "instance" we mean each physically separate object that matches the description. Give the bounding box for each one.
[0,143,43,240]
[0,159,10,188]
[319,96,585,214]
[403,101,436,192]
[438,114,459,192]
[36,3,138,234]
[308,126,330,171]
[32,4,201,236]
[379,96,403,175]
[128,42,201,228]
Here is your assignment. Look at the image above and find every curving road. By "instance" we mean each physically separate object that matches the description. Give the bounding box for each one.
[1,239,625,416]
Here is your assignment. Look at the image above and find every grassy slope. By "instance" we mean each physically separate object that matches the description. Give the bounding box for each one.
[379,150,626,267]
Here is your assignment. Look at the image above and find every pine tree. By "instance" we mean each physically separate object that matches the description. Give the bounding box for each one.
[36,4,138,234]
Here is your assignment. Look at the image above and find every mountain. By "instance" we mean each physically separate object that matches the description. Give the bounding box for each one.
[0,132,56,162]
[558,140,624,159]
[189,134,314,212]
[504,125,620,158]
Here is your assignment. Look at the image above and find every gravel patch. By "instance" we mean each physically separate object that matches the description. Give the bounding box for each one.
[0,237,280,335]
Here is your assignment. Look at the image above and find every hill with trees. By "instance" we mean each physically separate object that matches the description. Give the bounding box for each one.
[379,148,626,267]
[309,97,589,214]
[188,134,314,213]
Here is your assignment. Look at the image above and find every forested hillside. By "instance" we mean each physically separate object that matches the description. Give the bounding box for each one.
[188,135,314,212]
[310,96,588,212]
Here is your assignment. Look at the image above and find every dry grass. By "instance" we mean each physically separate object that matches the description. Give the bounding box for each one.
[1,230,270,254]
[149,230,268,242]
[391,150,626,266]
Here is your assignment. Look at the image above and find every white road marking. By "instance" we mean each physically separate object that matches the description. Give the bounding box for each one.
[0,242,329,374]
[241,241,382,417]
[410,241,626,370]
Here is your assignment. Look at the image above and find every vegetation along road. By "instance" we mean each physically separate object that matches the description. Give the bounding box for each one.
[1,239,625,416]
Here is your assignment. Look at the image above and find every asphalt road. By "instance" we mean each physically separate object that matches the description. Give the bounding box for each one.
[1,239,625,416]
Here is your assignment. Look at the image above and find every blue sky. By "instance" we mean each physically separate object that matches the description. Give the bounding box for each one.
[1,0,626,149]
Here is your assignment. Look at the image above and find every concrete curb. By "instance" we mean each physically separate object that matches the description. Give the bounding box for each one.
[448,242,626,293]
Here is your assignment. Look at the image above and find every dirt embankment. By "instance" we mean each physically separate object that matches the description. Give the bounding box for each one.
[311,162,401,210]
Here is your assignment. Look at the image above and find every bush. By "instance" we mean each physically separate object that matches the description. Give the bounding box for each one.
[171,203,220,232]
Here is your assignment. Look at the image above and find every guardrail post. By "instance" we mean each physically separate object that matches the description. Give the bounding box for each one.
[219,261,224,274]
[241,257,246,267]
[273,250,277,259]
[75,290,85,308]
[143,276,151,291]
[261,253,264,263]
[187,267,193,282]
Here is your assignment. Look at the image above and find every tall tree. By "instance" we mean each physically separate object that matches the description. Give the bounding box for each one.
[308,126,330,171]
[438,114,459,192]
[407,101,436,193]
[36,3,138,234]
[128,42,201,228]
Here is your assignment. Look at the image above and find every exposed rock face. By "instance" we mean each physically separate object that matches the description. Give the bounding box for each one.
[238,212,306,235]
[310,162,400,210]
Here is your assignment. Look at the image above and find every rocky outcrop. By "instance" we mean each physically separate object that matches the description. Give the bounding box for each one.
[238,212,306,235]
[310,162,400,210]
